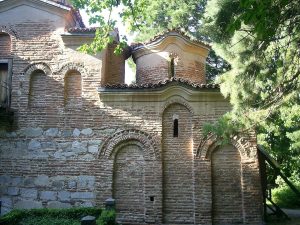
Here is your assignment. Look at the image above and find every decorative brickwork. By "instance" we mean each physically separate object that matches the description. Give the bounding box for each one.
[0,2,263,224]
[99,129,160,160]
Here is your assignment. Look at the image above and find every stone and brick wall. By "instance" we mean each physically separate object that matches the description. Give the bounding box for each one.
[0,3,262,224]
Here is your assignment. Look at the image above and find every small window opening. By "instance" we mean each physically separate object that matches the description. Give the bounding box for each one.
[169,58,175,78]
[173,119,178,137]
[0,63,9,107]
[150,196,155,202]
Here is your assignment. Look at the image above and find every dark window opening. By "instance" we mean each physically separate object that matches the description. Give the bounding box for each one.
[170,58,175,78]
[173,119,178,137]
[150,196,155,202]
[0,63,9,107]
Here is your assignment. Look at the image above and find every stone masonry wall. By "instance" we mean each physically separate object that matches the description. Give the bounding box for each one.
[0,6,262,224]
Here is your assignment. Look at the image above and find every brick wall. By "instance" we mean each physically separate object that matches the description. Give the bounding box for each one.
[162,103,194,224]
[212,145,243,225]
[0,33,11,56]
[102,43,125,85]
[29,70,47,108]
[0,7,263,224]
[113,143,145,224]
[134,39,207,85]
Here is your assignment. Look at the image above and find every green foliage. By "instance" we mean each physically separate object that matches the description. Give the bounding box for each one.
[20,216,80,225]
[202,0,300,180]
[96,209,117,225]
[70,0,229,80]
[272,182,300,209]
[0,207,102,225]
[203,113,242,145]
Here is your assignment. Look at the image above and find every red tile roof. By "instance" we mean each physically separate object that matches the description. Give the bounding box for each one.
[99,77,219,90]
[131,29,211,50]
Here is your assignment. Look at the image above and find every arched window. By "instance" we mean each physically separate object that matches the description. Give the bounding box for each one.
[29,70,46,108]
[173,119,178,137]
[0,32,12,108]
[169,58,175,78]
[64,70,82,108]
[0,32,11,56]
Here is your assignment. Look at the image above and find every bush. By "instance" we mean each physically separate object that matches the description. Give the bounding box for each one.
[272,182,300,209]
[0,207,102,225]
[96,209,117,225]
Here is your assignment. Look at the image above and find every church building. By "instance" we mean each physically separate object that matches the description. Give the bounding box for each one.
[0,0,263,224]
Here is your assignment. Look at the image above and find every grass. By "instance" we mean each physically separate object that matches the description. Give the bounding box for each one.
[0,207,102,225]
[267,218,300,225]
[272,182,300,209]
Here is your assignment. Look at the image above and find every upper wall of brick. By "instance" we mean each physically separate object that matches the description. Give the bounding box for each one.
[132,31,210,85]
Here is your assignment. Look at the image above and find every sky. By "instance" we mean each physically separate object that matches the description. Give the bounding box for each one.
[80,9,136,84]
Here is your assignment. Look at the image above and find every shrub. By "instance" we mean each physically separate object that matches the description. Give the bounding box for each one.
[0,207,102,225]
[272,182,300,209]
[96,209,117,225]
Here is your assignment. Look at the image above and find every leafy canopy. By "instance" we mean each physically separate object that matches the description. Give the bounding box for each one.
[70,0,229,80]
[202,0,300,179]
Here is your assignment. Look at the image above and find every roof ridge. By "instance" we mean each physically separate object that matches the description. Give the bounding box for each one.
[131,29,211,49]
[101,78,219,90]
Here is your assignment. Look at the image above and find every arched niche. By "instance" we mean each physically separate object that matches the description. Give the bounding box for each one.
[162,102,194,224]
[64,69,82,108]
[112,141,145,224]
[28,69,47,108]
[211,144,243,225]
[0,32,11,56]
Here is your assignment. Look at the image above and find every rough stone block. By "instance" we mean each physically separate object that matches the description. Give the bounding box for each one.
[88,140,102,145]
[82,154,95,160]
[77,176,95,189]
[21,127,43,137]
[11,177,22,186]
[62,130,72,137]
[28,140,41,150]
[20,188,38,199]
[72,141,87,153]
[40,191,57,200]
[81,128,93,136]
[71,192,95,199]
[81,215,96,225]
[68,180,76,189]
[0,186,7,195]
[88,145,98,153]
[45,128,59,137]
[7,187,19,196]
[73,128,80,137]
[15,200,43,209]
[48,201,71,208]
[0,175,10,185]
[58,191,71,201]
[34,175,49,187]
[52,180,65,190]
[0,196,12,208]
[58,142,72,150]
[23,177,35,187]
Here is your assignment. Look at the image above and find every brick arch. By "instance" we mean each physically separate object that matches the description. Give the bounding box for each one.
[23,63,52,95]
[99,129,160,160]
[0,25,18,39]
[56,62,87,77]
[196,134,252,160]
[24,62,52,78]
[160,97,194,116]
